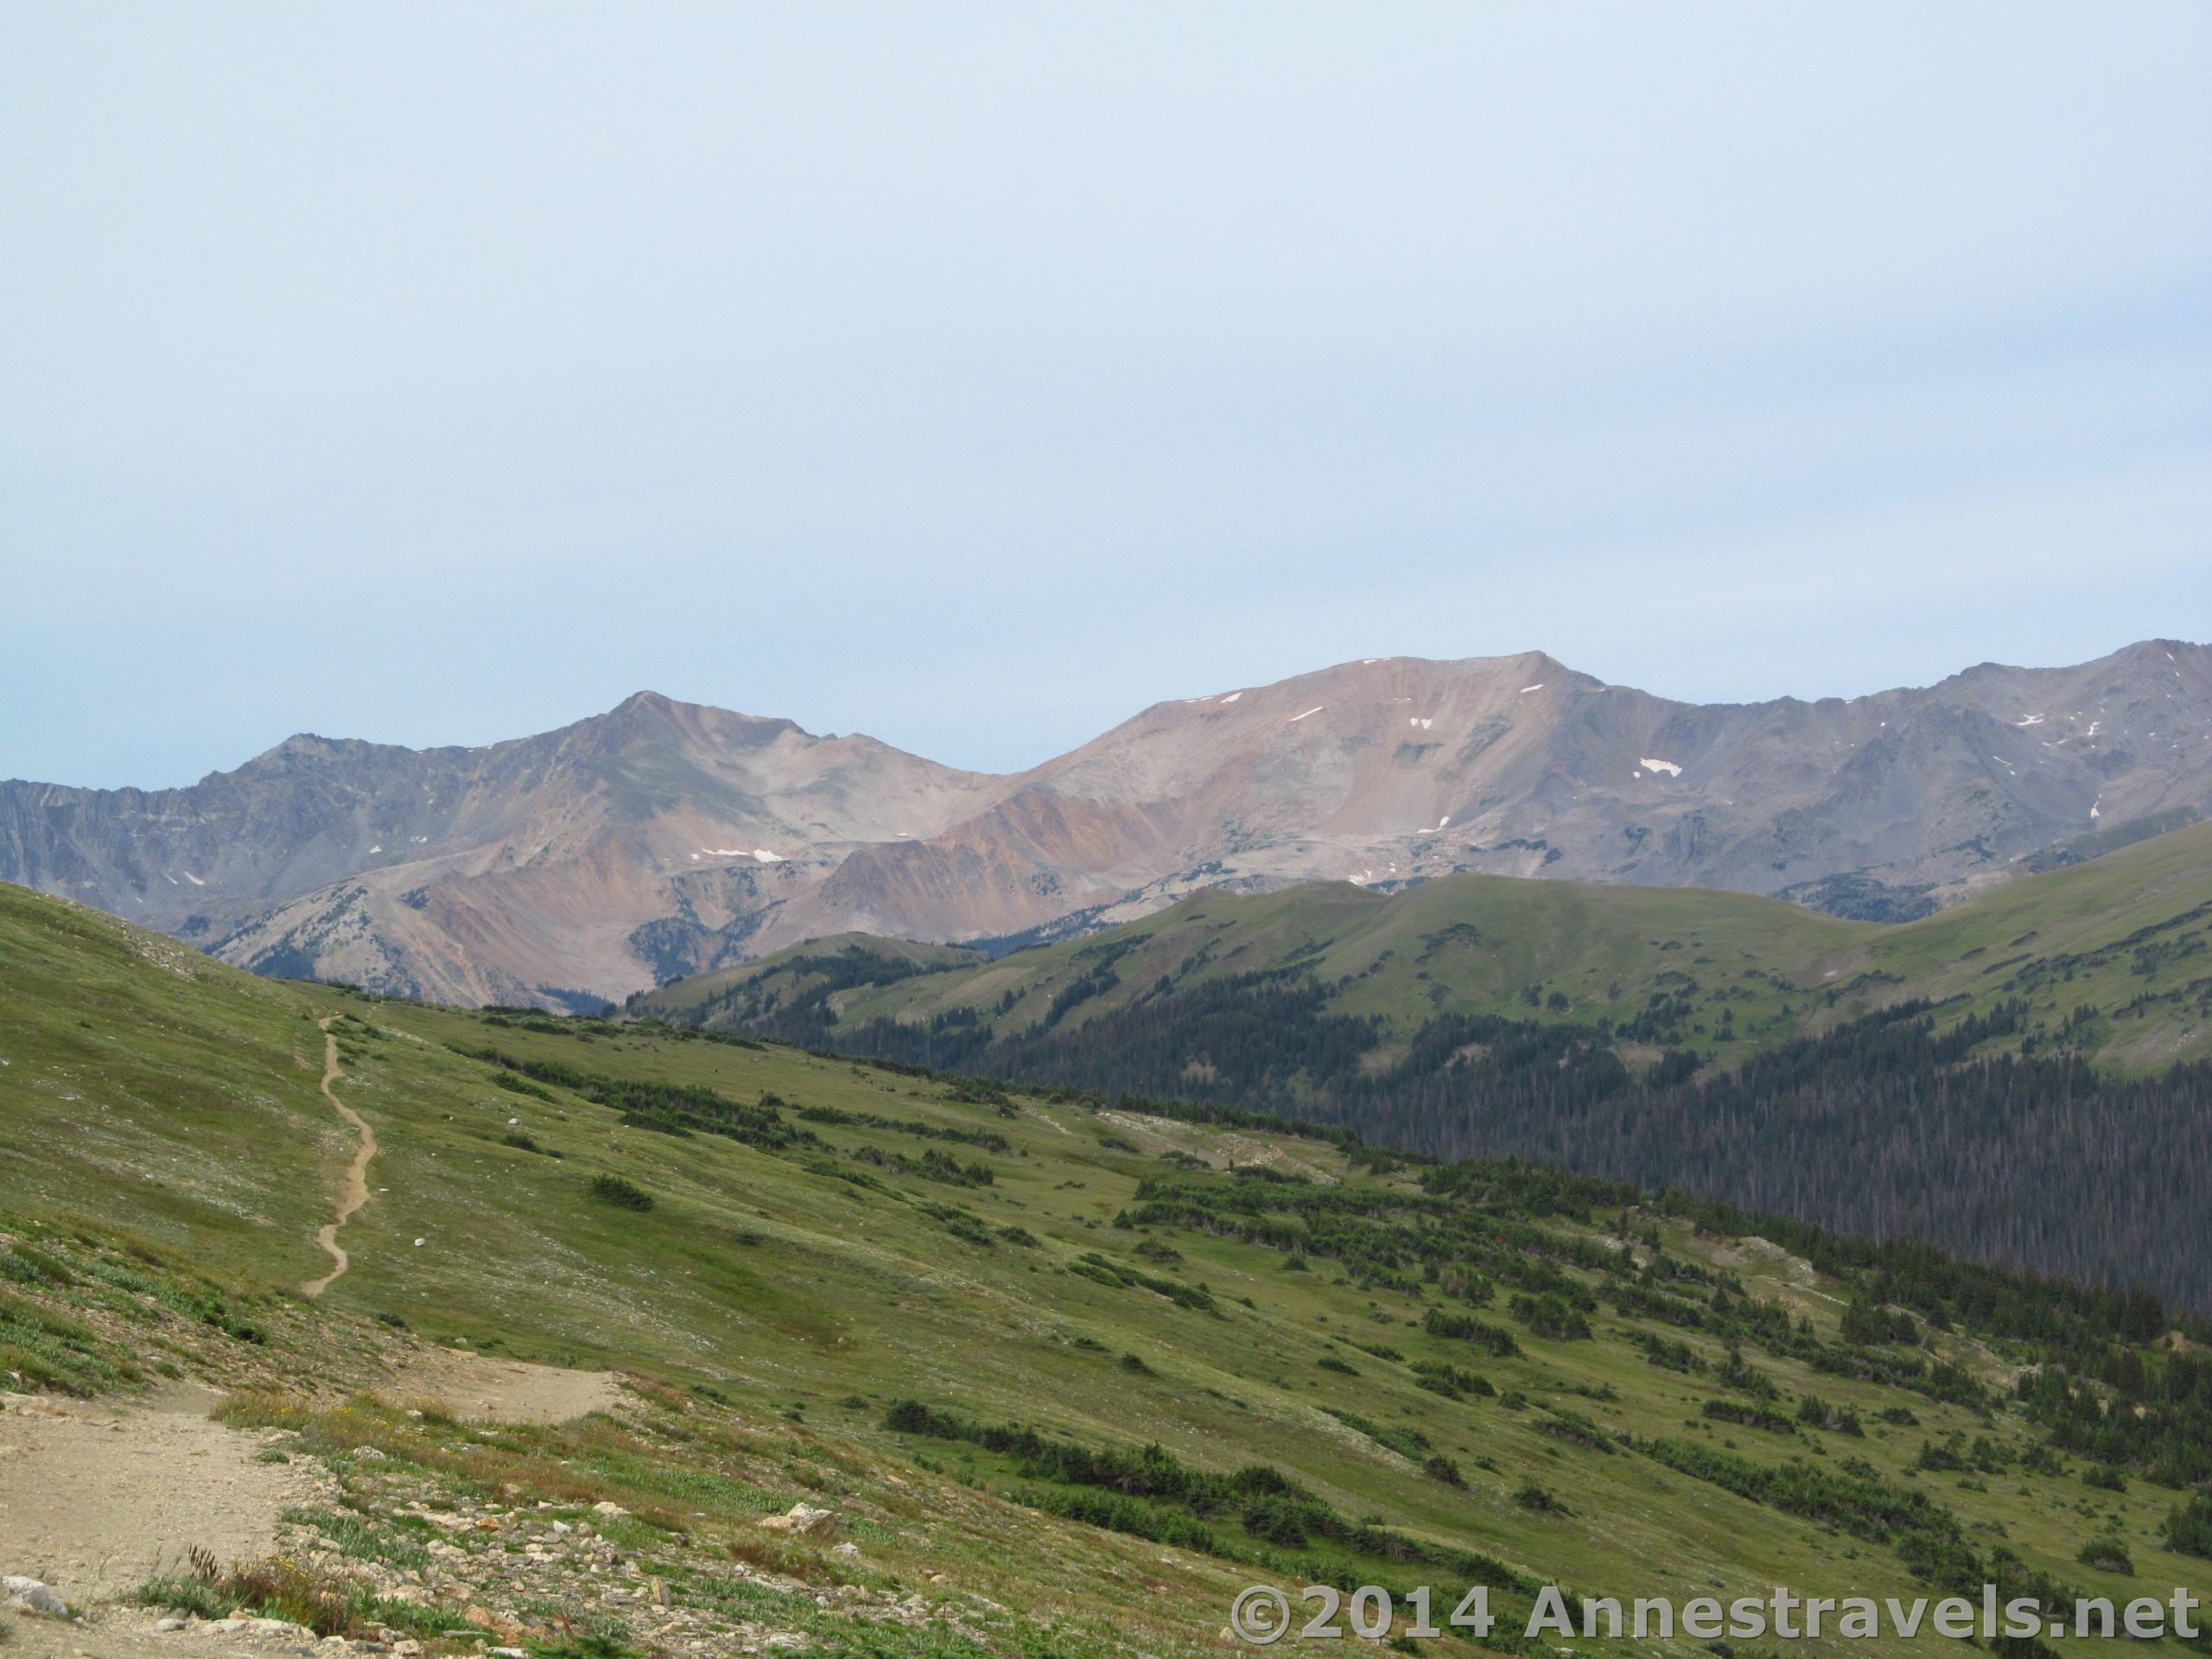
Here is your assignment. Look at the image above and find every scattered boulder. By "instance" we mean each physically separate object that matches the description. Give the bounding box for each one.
[3,1575,69,1618]
[590,1500,629,1517]
[461,1605,524,1643]
[757,1502,838,1537]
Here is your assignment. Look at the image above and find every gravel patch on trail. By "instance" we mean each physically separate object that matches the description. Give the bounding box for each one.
[1,1382,334,1654]
[378,1347,620,1425]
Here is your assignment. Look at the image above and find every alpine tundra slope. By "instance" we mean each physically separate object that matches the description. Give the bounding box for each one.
[2,877,2209,1658]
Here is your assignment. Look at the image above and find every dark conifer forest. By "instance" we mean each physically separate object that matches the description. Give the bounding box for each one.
[714,957,2212,1313]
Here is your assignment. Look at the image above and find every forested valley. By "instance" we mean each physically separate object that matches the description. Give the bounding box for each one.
[708,953,2212,1312]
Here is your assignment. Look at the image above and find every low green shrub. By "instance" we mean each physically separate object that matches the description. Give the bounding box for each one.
[590,1175,653,1211]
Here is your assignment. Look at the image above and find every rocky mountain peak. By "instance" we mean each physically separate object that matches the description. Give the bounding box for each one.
[4,640,2205,1007]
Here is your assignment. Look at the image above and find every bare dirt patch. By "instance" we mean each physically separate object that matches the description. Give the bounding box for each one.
[378,1347,620,1425]
[0,1382,330,1610]
[1093,1109,1340,1182]
[1698,1232,1841,1310]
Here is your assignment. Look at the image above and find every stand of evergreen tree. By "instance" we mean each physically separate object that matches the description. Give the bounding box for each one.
[723,961,2212,1314]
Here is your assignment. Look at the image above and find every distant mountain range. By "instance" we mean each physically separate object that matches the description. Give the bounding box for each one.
[3,639,2207,1007]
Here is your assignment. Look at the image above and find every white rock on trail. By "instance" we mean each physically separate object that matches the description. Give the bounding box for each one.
[3,1575,71,1617]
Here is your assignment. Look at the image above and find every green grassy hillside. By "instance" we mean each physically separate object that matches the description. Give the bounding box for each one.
[620,825,2212,1307]
[636,819,2212,1077]
[5,879,2212,1659]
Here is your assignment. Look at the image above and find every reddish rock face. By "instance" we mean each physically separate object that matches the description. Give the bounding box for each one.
[6,641,2208,1006]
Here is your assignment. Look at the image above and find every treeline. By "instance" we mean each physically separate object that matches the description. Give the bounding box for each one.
[1122,1145,2212,1486]
[457,1045,815,1152]
[840,966,1383,1093]
[880,1399,1539,1598]
[641,945,955,1047]
[2018,1342,2212,1487]
[724,969,2212,1314]
[1368,1018,2212,1319]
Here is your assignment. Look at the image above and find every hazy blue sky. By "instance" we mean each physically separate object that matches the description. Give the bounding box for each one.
[3,3,2208,787]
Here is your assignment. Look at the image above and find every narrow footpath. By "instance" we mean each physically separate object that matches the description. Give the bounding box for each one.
[299,1015,375,1300]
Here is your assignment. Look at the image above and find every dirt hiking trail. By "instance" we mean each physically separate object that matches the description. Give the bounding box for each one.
[299,1016,375,1300]
[0,1383,324,1599]
[0,1362,618,1657]
[0,1382,329,1653]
